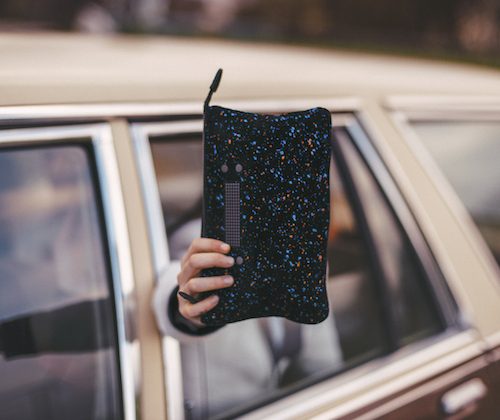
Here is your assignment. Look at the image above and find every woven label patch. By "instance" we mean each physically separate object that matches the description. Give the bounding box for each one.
[225,182,240,247]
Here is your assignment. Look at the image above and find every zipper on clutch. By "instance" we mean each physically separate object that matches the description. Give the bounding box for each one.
[224,181,241,248]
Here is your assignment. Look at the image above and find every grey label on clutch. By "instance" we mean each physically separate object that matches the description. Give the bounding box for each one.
[225,182,240,247]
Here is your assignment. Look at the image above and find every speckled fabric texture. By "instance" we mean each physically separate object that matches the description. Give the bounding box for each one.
[200,104,332,326]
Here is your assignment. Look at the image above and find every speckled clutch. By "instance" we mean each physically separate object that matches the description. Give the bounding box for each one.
[199,69,332,326]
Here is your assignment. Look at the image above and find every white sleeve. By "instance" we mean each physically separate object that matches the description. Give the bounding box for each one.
[151,260,222,343]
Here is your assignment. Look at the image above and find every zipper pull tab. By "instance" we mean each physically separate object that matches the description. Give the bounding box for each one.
[204,68,223,112]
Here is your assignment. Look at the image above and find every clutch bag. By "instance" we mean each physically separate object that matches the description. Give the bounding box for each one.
[199,68,332,326]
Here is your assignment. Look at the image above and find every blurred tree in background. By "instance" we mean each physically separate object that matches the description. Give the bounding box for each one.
[1,0,499,61]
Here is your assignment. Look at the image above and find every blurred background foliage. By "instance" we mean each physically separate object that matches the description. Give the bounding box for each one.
[1,0,500,67]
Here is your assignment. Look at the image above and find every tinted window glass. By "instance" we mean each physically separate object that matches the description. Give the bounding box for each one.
[0,145,121,420]
[148,119,442,418]
[409,120,500,270]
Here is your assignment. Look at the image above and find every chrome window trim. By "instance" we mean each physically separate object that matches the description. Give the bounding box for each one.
[0,124,138,420]
[0,97,361,122]
[130,99,470,419]
[389,108,500,296]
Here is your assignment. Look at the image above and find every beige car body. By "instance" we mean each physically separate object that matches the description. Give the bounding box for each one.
[1,32,500,419]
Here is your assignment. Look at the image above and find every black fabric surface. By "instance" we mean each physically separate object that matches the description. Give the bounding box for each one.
[200,103,332,326]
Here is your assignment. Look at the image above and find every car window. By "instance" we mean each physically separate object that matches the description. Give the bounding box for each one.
[335,127,442,346]
[150,138,204,260]
[147,116,444,419]
[0,144,122,420]
[408,120,500,271]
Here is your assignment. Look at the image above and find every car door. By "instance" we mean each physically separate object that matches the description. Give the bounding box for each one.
[0,123,137,420]
[297,111,498,419]
[385,98,500,419]
[132,98,497,419]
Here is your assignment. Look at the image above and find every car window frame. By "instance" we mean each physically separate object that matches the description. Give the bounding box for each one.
[131,98,472,419]
[132,119,202,420]
[0,123,137,420]
[334,115,460,342]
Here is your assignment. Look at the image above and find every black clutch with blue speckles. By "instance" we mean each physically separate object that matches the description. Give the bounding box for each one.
[199,68,332,326]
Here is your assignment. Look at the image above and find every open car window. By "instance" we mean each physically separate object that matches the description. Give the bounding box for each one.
[139,112,450,419]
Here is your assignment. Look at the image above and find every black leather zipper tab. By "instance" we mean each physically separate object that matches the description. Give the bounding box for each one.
[204,68,223,111]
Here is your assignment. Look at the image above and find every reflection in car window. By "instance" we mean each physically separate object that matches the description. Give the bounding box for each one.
[409,121,500,271]
[149,121,441,419]
[0,145,121,420]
